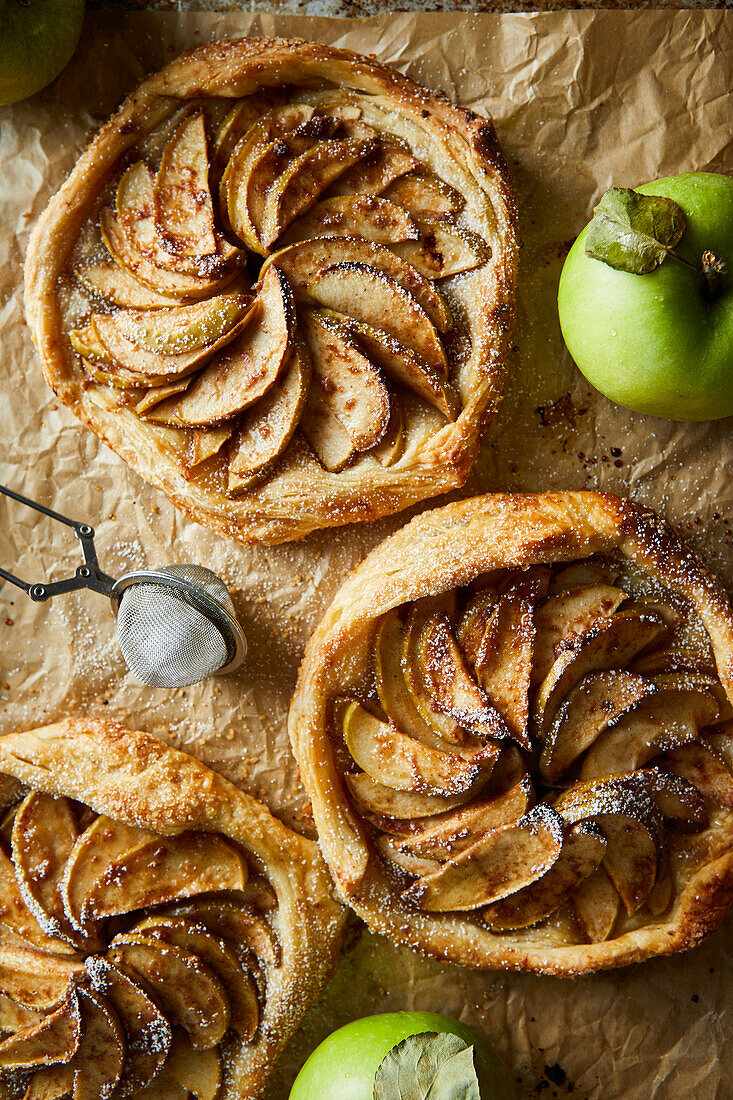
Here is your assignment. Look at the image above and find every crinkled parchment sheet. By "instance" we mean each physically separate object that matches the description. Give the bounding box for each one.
[1,10,731,1098]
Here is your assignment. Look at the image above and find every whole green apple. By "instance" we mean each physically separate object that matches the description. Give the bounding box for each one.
[289,1011,516,1100]
[558,172,733,420]
[0,0,85,106]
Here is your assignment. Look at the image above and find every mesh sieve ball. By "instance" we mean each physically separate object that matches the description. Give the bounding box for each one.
[113,564,246,688]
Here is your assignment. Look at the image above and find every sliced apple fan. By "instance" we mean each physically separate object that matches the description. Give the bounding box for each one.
[0,790,277,1097]
[71,98,486,491]
[337,560,733,939]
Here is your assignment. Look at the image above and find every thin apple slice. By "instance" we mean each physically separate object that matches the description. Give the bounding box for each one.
[383,174,465,219]
[0,847,72,956]
[540,671,655,782]
[22,1064,73,1099]
[69,324,114,366]
[0,948,82,1010]
[227,342,309,495]
[75,264,182,309]
[70,988,125,1100]
[60,817,157,935]
[533,583,627,686]
[647,849,673,916]
[664,741,733,809]
[187,424,234,470]
[260,138,376,248]
[571,866,620,943]
[136,380,192,416]
[86,959,171,1097]
[106,940,229,1050]
[636,769,707,829]
[393,221,489,280]
[133,1076,188,1099]
[375,837,441,879]
[579,684,719,780]
[148,266,293,426]
[533,609,669,735]
[300,384,357,472]
[342,701,480,796]
[456,589,498,666]
[106,295,252,356]
[404,805,564,912]
[333,315,460,420]
[402,601,470,745]
[547,559,619,595]
[11,794,86,949]
[126,920,258,1040]
[165,1030,221,1100]
[417,612,510,741]
[213,90,290,171]
[280,195,419,247]
[79,832,247,925]
[346,771,485,821]
[484,821,606,931]
[474,573,547,749]
[269,236,452,334]
[327,143,419,197]
[300,309,389,450]
[371,395,406,467]
[154,112,217,260]
[160,898,279,968]
[386,776,533,860]
[0,996,43,1036]
[0,994,79,1070]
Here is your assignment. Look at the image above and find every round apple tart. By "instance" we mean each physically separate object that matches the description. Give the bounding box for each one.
[24,37,517,544]
[289,491,733,975]
[0,717,345,1098]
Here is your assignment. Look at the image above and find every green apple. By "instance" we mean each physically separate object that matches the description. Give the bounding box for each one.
[289,1011,516,1100]
[558,172,733,420]
[0,0,85,106]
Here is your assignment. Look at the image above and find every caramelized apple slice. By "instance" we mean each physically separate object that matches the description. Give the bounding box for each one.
[300,309,389,450]
[393,221,489,280]
[328,144,419,197]
[136,380,192,416]
[107,295,252,356]
[375,837,441,879]
[71,988,125,1100]
[371,396,406,468]
[300,385,357,472]
[571,866,620,943]
[160,898,279,968]
[405,806,564,912]
[126,920,258,1040]
[107,939,229,1050]
[23,1064,73,1099]
[165,1031,221,1100]
[342,702,480,796]
[334,315,460,420]
[134,1076,188,1099]
[75,263,182,309]
[86,959,171,1096]
[213,90,291,171]
[260,138,376,248]
[636,769,707,829]
[227,343,309,495]
[79,833,247,925]
[547,560,618,595]
[418,612,510,741]
[456,589,498,666]
[664,742,733,810]
[0,948,82,1009]
[533,609,668,735]
[533,583,627,686]
[346,771,485,821]
[0,996,43,1036]
[383,174,465,219]
[154,112,217,260]
[0,848,72,956]
[148,266,293,426]
[268,236,451,334]
[11,794,85,949]
[280,195,419,247]
[0,994,80,1069]
[402,602,471,745]
[484,821,606,931]
[540,671,655,782]
[187,425,234,470]
[579,684,719,779]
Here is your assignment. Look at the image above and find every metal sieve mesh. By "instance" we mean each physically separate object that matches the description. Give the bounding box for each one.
[115,564,241,688]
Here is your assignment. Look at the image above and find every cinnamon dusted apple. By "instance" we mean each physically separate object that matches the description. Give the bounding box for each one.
[0,719,344,1099]
[26,37,517,544]
[289,491,733,975]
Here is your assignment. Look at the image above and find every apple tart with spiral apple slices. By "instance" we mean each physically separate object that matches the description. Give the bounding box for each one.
[289,491,733,975]
[0,718,345,1098]
[24,37,517,544]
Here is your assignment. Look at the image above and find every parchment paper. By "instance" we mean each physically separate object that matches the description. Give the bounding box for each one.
[1,10,732,1098]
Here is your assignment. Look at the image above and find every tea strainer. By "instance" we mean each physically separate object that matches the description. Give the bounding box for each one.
[0,485,246,688]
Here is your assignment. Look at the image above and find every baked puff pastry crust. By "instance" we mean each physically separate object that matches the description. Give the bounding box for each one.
[0,718,345,1098]
[289,491,733,975]
[24,36,517,544]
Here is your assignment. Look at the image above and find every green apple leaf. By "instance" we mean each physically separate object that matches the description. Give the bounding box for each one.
[584,187,687,274]
[373,1031,481,1100]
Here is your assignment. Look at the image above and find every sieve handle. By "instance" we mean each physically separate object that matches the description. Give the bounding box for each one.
[0,485,116,602]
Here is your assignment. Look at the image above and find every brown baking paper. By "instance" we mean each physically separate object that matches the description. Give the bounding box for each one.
[1,9,732,1098]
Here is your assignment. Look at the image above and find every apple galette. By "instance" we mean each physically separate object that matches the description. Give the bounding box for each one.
[24,37,517,544]
[289,491,733,975]
[0,718,345,1098]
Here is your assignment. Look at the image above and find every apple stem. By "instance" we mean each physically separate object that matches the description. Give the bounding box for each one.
[667,247,727,299]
